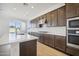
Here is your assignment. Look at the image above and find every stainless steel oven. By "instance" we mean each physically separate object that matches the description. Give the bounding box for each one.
[67,17,79,49]
[67,17,79,29]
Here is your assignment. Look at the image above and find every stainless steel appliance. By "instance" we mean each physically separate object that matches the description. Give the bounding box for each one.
[67,17,79,49]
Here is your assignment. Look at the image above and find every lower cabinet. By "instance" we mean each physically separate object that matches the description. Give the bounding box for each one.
[20,40,37,56]
[39,34,44,43]
[39,34,54,47]
[39,34,54,48]
[54,35,66,52]
[39,34,66,52]
[43,34,54,48]
[66,46,79,56]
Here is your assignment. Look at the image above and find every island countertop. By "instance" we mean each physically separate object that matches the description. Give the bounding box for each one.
[0,34,39,45]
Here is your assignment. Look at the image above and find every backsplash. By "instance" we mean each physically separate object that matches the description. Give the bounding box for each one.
[28,26,66,36]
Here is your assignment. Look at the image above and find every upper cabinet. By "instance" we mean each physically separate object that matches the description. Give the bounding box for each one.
[46,12,52,27]
[31,5,67,27]
[51,10,58,27]
[66,3,79,19]
[58,6,66,26]
[76,4,79,16]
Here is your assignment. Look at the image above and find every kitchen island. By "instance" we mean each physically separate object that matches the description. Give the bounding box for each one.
[0,34,38,56]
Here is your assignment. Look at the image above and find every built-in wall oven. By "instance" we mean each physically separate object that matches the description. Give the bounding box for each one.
[67,17,79,49]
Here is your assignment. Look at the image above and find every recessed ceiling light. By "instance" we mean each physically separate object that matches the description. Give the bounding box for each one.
[31,6,34,8]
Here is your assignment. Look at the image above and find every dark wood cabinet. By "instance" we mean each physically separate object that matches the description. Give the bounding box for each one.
[42,34,48,45]
[51,10,58,26]
[66,3,79,19]
[39,34,44,43]
[44,34,54,47]
[31,4,67,27]
[76,4,79,16]
[46,12,52,27]
[58,6,66,26]
[20,40,37,56]
[66,46,79,56]
[54,35,66,52]
[66,3,77,18]
[39,34,54,48]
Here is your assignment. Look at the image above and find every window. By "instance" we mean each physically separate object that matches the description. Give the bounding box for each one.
[9,20,25,40]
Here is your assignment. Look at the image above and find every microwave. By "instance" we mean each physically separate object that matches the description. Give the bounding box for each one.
[67,17,79,28]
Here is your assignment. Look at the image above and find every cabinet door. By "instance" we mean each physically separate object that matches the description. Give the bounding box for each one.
[66,46,79,56]
[54,35,66,52]
[66,3,77,19]
[43,34,49,45]
[39,34,44,43]
[20,40,37,56]
[58,6,66,26]
[51,10,58,26]
[46,12,52,27]
[46,34,54,47]
[76,3,79,16]
[43,34,54,48]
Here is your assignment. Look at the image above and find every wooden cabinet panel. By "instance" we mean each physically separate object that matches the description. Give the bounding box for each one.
[46,12,52,27]
[66,46,79,56]
[39,34,54,48]
[45,34,54,47]
[43,34,50,46]
[76,3,79,16]
[20,40,37,56]
[54,35,66,52]
[58,6,66,26]
[39,34,67,52]
[51,10,58,26]
[39,34,44,43]
[66,3,78,18]
[44,34,54,47]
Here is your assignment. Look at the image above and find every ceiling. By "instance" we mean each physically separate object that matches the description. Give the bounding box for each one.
[0,3,63,21]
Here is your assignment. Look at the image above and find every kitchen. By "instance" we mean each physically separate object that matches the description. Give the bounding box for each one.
[0,3,79,56]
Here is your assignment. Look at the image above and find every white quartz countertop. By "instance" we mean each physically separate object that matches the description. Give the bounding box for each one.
[0,34,39,45]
